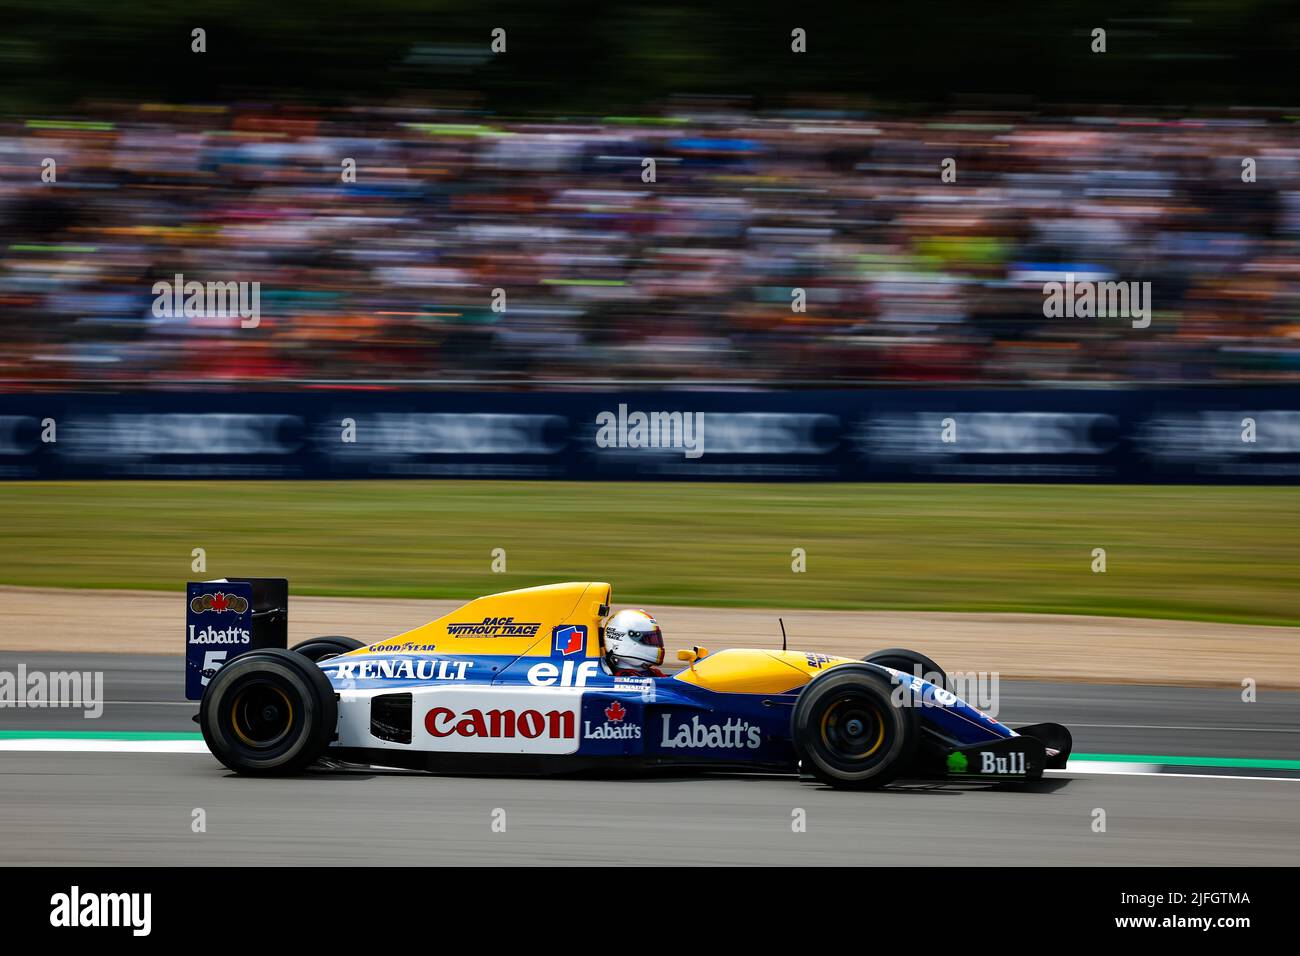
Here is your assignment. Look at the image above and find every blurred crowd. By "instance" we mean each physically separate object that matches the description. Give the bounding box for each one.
[3,102,1300,389]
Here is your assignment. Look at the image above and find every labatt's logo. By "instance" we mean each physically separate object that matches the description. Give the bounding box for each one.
[188,624,250,644]
[660,714,761,750]
[585,700,641,740]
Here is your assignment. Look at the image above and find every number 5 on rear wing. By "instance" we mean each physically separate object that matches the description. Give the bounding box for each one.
[185,578,288,700]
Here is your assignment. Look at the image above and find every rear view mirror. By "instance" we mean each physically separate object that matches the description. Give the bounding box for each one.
[677,646,710,665]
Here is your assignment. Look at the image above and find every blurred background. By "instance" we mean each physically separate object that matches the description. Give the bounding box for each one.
[2,5,1299,875]
[3,0,1300,389]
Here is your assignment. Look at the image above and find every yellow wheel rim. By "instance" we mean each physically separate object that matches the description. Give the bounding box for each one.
[821,699,886,759]
[229,685,294,748]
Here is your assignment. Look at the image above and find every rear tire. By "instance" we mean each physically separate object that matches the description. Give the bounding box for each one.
[863,647,947,690]
[792,664,918,789]
[291,635,366,662]
[199,648,337,776]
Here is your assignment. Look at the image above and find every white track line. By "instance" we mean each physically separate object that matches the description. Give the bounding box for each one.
[1047,765,1300,782]
[2,741,1295,781]
[1011,721,1300,734]
[0,739,207,753]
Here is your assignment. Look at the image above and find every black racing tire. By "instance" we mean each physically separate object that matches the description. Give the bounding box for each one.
[199,648,337,776]
[290,635,366,662]
[792,664,919,790]
[862,647,947,691]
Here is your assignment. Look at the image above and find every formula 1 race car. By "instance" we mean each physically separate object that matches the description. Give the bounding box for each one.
[185,580,1072,789]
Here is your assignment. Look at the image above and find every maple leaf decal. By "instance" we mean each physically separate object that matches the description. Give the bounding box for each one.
[605,701,626,722]
[210,593,228,612]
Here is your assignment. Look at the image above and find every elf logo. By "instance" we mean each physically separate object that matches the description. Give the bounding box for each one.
[553,624,587,657]
[979,751,1027,774]
[527,660,602,687]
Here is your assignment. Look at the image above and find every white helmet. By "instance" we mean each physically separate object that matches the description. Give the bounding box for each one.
[604,609,664,671]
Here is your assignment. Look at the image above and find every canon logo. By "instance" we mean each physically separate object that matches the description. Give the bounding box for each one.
[424,707,575,740]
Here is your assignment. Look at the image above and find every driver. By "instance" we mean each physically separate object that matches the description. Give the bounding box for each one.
[603,609,666,677]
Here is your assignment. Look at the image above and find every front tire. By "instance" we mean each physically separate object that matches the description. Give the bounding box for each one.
[792,664,918,789]
[863,647,947,690]
[199,648,337,776]
[291,635,366,662]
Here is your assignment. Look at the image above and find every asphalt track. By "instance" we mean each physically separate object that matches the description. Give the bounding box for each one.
[1,653,1298,865]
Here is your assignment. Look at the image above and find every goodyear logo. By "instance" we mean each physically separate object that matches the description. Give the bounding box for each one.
[445,616,541,639]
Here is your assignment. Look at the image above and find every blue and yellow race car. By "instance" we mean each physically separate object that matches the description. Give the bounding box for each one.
[186,580,1071,789]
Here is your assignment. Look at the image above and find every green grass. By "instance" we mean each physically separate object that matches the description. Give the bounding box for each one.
[0,482,1297,625]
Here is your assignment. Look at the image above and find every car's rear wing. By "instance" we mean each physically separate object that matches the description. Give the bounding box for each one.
[185,578,288,700]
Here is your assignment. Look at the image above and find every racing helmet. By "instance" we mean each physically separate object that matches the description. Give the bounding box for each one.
[604,609,664,671]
